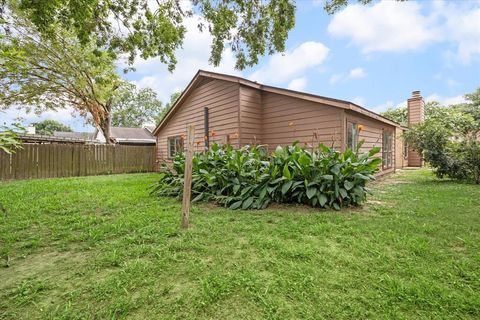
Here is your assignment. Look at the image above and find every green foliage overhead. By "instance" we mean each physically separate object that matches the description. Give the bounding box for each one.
[0,8,121,143]
[111,82,164,127]
[34,120,72,136]
[0,123,23,154]
[4,0,297,70]
[323,0,406,14]
[152,142,382,210]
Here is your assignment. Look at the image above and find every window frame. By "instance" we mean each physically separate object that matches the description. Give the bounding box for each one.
[382,130,394,170]
[347,122,359,151]
[167,136,184,158]
[403,142,408,160]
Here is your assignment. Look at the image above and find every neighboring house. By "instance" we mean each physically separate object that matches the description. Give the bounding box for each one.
[153,70,424,173]
[16,134,93,144]
[143,125,156,134]
[95,126,156,145]
[53,131,96,141]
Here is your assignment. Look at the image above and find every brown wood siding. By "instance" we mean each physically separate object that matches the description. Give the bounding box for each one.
[345,111,397,171]
[261,92,343,150]
[239,85,262,145]
[156,79,240,161]
[395,127,407,169]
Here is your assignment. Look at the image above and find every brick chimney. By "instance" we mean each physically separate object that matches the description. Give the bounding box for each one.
[407,90,424,167]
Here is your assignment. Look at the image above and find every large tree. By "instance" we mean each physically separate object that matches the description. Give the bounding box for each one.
[2,0,297,70]
[0,9,121,143]
[34,120,72,135]
[111,82,164,127]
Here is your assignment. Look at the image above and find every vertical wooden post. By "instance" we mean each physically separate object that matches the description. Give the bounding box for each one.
[182,125,195,228]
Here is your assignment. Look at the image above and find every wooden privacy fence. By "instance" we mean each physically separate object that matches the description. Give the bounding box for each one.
[0,144,156,180]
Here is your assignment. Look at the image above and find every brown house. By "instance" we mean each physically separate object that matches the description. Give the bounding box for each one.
[153,70,424,173]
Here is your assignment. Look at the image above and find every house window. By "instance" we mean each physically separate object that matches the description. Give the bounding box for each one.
[168,136,184,158]
[382,131,393,169]
[347,122,359,150]
[403,143,408,160]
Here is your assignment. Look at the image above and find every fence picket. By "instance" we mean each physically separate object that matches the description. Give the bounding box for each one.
[0,144,155,180]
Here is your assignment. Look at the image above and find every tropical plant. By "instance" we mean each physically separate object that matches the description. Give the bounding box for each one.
[152,142,382,210]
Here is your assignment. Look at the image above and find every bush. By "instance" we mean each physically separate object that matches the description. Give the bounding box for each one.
[152,142,382,210]
[404,120,480,184]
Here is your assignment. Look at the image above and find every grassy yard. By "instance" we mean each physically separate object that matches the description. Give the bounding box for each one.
[0,170,479,319]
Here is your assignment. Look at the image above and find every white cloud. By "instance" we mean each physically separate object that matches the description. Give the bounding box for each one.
[348,67,366,79]
[373,93,467,113]
[328,0,480,63]
[425,94,466,106]
[0,107,93,131]
[436,1,480,64]
[329,67,366,84]
[328,1,439,53]
[372,101,405,113]
[287,77,307,91]
[248,41,329,85]
[351,96,365,106]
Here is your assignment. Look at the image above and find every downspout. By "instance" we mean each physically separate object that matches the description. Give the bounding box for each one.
[204,107,209,150]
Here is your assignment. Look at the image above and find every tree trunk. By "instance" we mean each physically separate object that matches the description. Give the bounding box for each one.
[98,109,113,145]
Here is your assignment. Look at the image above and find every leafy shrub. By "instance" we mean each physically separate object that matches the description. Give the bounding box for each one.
[152,142,382,210]
[403,87,480,184]
[403,112,480,184]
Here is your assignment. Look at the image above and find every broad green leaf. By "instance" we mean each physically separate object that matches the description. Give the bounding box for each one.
[369,146,381,157]
[283,164,291,180]
[330,164,341,175]
[233,184,241,194]
[306,187,317,199]
[281,180,293,195]
[344,180,354,190]
[318,194,328,206]
[353,173,370,180]
[339,188,348,199]
[242,196,254,209]
[229,200,243,210]
[298,153,310,166]
[259,187,267,200]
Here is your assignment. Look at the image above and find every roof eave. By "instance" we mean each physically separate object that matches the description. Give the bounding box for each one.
[152,69,404,134]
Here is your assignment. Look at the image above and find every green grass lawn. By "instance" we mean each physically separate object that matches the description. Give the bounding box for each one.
[0,170,479,319]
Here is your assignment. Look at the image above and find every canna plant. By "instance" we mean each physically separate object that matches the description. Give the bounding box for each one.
[152,141,382,210]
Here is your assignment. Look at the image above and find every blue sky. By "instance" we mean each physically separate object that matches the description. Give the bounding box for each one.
[2,0,479,132]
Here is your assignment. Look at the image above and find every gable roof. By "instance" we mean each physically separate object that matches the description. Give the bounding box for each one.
[94,127,156,143]
[53,131,95,140]
[153,70,401,135]
[110,127,155,143]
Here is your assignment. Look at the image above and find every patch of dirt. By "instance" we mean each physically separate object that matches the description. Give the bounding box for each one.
[0,249,89,291]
